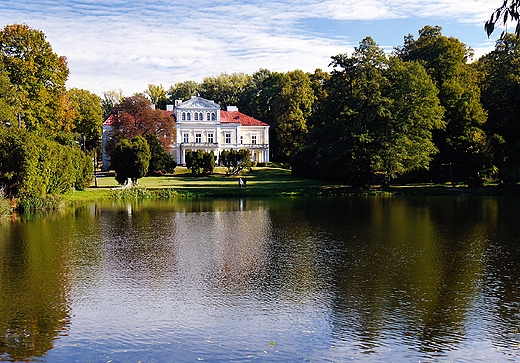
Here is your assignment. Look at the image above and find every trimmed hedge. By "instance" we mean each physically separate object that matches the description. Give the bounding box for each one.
[0,127,93,199]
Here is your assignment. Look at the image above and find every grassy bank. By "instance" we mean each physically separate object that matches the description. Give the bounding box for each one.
[58,166,517,209]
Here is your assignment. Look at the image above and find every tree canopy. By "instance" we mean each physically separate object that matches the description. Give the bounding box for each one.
[0,24,71,134]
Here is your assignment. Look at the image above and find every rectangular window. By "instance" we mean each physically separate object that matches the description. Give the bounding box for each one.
[195,133,202,143]
[240,135,243,144]
[207,133,214,143]
[225,133,231,144]
[251,135,257,144]
[183,133,189,143]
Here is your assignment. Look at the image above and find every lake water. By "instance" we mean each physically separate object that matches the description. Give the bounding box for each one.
[1,196,520,362]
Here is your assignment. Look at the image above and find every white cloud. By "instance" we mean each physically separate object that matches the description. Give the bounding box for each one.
[0,0,507,95]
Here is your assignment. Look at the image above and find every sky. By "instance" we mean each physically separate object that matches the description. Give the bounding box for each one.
[0,0,508,97]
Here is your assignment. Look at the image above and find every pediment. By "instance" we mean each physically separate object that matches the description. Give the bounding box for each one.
[176,96,220,110]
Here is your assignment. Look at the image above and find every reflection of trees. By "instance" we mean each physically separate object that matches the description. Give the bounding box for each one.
[267,197,491,355]
[0,219,72,361]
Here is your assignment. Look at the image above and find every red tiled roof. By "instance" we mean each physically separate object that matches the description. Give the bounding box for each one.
[220,111,268,126]
[103,110,174,126]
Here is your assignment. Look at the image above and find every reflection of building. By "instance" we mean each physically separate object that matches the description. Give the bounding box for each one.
[102,96,269,170]
[171,96,269,165]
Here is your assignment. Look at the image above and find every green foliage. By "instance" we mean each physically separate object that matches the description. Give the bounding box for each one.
[101,90,123,120]
[145,134,177,175]
[397,26,489,185]
[167,80,200,103]
[0,24,71,134]
[199,72,251,109]
[185,150,215,175]
[293,37,444,186]
[17,195,62,212]
[219,149,252,175]
[145,84,168,110]
[68,88,103,151]
[0,127,93,199]
[110,186,152,199]
[486,0,520,37]
[0,63,22,126]
[112,135,151,184]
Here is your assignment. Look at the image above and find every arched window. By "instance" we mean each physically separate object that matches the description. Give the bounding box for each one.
[207,113,210,121]
[195,113,198,121]
[187,112,191,121]
[199,113,203,121]
[182,112,186,121]
[211,112,216,121]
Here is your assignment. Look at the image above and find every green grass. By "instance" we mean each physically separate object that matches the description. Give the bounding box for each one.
[61,166,514,207]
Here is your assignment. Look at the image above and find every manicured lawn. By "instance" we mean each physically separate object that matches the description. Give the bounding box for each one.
[62,166,510,206]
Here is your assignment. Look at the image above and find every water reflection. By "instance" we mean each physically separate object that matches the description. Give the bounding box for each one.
[0,196,519,362]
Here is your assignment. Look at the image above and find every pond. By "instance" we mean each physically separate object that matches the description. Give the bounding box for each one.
[1,196,520,362]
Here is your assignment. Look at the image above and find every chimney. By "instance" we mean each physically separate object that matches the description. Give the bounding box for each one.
[227,106,238,112]
[166,104,174,111]
[175,99,182,106]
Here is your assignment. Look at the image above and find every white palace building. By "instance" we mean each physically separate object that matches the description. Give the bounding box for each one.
[102,96,269,169]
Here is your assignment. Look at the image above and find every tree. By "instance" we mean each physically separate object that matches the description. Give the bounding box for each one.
[219,149,252,175]
[293,37,444,186]
[0,62,21,126]
[476,33,520,183]
[396,26,489,185]
[145,84,168,110]
[145,134,177,175]
[101,90,123,120]
[111,95,174,148]
[112,135,150,185]
[68,88,103,151]
[167,80,200,103]
[0,24,71,134]
[486,0,520,37]
[272,70,314,161]
[185,150,214,175]
[199,72,251,109]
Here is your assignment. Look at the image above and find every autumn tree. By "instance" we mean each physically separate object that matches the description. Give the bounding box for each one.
[111,95,174,148]
[0,24,72,135]
[68,88,104,151]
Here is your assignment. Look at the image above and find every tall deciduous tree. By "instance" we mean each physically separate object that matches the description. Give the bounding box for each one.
[477,33,520,182]
[101,90,123,120]
[199,72,251,109]
[0,62,22,126]
[0,24,72,134]
[293,37,444,186]
[167,80,200,103]
[396,26,489,185]
[68,88,104,151]
[145,84,168,110]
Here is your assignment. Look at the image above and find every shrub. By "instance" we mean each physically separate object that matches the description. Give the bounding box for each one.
[112,136,151,185]
[0,127,93,199]
[186,150,214,175]
[145,134,177,175]
[219,149,252,175]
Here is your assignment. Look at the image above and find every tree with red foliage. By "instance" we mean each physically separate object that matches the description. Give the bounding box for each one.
[111,95,174,148]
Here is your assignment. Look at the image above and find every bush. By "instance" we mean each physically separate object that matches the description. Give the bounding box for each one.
[0,127,93,199]
[186,150,214,175]
[219,149,252,175]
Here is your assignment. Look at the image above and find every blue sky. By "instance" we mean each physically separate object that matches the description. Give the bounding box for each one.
[0,0,506,97]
